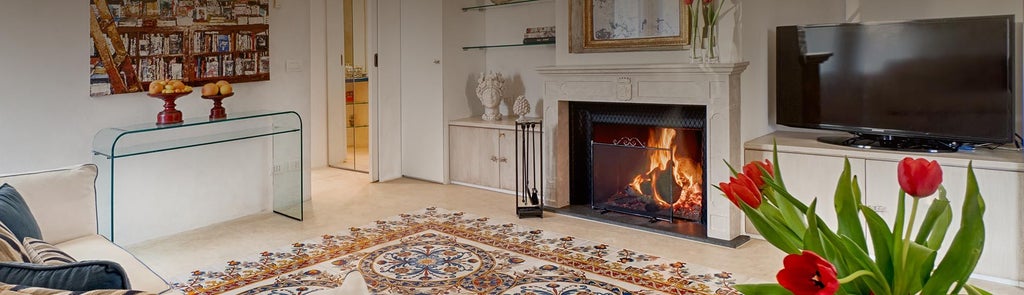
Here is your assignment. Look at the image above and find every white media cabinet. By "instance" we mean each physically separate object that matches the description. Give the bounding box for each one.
[744,131,1023,285]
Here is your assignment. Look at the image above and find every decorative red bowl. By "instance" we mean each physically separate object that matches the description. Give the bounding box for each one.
[201,93,234,120]
[147,91,192,125]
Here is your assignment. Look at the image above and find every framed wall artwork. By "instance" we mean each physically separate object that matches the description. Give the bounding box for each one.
[569,0,689,53]
[89,0,271,96]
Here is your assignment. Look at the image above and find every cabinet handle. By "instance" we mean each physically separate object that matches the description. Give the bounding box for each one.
[490,156,498,162]
[499,157,507,163]
[498,132,505,138]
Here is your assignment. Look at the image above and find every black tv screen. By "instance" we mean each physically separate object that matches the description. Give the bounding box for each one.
[776,15,1014,145]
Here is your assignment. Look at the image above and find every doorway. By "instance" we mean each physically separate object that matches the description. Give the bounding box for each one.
[327,0,370,172]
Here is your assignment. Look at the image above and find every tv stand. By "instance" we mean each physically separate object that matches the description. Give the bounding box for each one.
[817,134,959,153]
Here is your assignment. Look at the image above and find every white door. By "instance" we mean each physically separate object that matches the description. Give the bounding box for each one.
[371,0,403,181]
[399,0,444,183]
[325,0,348,168]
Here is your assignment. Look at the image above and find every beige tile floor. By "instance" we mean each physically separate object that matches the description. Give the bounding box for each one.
[129,167,1023,294]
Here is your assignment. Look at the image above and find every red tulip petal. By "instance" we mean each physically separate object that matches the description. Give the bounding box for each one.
[719,182,739,207]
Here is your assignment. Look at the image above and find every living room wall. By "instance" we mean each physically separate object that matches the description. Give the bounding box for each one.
[0,1,312,245]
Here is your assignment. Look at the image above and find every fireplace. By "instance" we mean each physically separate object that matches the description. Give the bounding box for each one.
[538,63,748,246]
[568,102,708,236]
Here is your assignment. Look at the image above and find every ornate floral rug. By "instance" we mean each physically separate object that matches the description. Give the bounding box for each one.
[171,208,742,294]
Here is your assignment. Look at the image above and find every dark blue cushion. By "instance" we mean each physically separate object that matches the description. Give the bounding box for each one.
[0,184,42,241]
[0,260,130,290]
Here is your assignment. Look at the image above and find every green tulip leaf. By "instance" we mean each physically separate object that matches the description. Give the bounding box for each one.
[832,234,893,295]
[764,179,809,213]
[901,241,937,294]
[891,190,907,289]
[758,164,807,235]
[723,159,740,177]
[733,283,792,295]
[771,140,787,189]
[922,163,986,295]
[914,188,952,251]
[740,201,802,254]
[834,159,868,252]
[757,202,804,240]
[803,199,824,253]
[965,284,993,295]
[860,205,894,283]
[913,187,948,244]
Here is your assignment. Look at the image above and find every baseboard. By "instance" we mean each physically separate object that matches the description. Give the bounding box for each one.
[450,181,517,195]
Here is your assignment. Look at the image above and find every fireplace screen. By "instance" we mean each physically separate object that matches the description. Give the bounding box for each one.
[590,124,704,222]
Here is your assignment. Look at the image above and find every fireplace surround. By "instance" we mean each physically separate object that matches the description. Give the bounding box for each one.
[538,63,749,245]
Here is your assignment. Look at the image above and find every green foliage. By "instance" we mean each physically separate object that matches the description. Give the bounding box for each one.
[725,145,989,295]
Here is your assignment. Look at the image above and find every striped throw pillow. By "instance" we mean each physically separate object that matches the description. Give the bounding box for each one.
[0,283,154,295]
[0,222,29,263]
[21,238,75,266]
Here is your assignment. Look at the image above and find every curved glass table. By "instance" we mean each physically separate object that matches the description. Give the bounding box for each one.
[92,110,303,242]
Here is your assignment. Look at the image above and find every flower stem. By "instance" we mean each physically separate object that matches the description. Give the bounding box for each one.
[837,270,874,284]
[901,197,920,266]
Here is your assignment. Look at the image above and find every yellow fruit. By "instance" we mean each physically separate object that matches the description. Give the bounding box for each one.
[219,84,233,95]
[216,80,230,86]
[148,82,162,94]
[184,86,193,92]
[171,80,186,90]
[202,83,219,96]
[164,84,174,90]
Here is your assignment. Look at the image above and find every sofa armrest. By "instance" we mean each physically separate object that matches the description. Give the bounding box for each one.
[0,165,99,244]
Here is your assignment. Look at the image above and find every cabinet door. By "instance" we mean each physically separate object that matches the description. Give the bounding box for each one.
[498,130,542,192]
[865,160,1022,280]
[449,126,499,188]
[742,150,866,235]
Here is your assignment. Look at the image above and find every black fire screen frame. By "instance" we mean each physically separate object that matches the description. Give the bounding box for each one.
[569,102,708,225]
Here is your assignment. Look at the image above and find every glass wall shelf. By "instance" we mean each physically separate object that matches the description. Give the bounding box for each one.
[92,110,303,242]
[462,0,546,11]
[462,41,555,51]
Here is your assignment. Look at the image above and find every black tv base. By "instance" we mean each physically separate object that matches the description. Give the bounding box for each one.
[817,135,960,153]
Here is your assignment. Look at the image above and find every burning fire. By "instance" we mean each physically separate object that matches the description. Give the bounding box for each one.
[625,128,704,216]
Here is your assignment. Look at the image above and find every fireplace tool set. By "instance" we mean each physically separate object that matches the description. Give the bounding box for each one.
[515,119,543,218]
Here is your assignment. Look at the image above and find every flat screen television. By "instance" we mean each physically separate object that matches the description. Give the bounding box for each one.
[776,15,1015,152]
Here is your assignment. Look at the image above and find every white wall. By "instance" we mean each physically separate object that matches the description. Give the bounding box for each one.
[484,0,556,119]
[0,1,312,245]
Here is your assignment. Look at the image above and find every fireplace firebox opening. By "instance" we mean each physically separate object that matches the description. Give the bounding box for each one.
[568,102,708,238]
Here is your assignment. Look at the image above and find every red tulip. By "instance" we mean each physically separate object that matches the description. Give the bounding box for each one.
[897,157,943,198]
[742,159,774,189]
[702,0,713,4]
[719,174,762,209]
[684,0,694,5]
[777,250,840,295]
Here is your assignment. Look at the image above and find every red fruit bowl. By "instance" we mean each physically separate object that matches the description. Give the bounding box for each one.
[201,93,234,120]
[147,91,192,125]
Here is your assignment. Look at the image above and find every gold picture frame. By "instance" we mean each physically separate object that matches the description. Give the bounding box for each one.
[569,0,690,53]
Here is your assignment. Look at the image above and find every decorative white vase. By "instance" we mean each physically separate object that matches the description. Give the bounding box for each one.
[512,95,530,120]
[476,72,505,121]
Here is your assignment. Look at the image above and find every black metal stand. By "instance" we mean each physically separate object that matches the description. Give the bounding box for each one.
[515,118,543,218]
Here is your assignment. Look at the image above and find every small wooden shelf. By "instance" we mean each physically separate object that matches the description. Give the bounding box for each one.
[462,0,548,11]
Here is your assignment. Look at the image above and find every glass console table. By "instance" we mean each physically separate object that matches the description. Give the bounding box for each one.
[92,110,303,242]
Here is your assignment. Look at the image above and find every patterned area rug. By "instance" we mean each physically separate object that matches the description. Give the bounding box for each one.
[171,208,742,294]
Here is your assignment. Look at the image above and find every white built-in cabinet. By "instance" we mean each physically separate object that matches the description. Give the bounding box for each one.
[449,117,540,193]
[744,132,1023,284]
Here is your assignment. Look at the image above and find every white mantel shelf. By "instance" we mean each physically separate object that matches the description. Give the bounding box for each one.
[536,62,749,75]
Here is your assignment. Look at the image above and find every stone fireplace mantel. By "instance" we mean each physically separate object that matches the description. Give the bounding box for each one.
[537,62,749,241]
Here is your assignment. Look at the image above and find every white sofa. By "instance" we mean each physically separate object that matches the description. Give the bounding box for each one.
[0,164,170,292]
